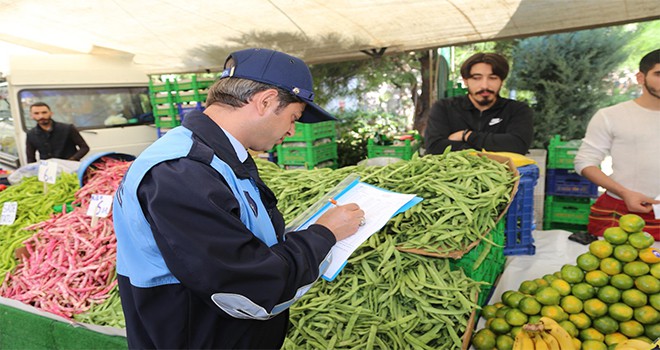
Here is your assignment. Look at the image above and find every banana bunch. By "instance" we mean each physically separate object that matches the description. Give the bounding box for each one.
[614,339,654,350]
[512,317,576,350]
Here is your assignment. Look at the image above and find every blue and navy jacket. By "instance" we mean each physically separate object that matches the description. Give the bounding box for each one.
[113,110,336,349]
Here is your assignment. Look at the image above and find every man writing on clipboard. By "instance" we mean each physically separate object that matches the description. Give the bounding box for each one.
[112,48,365,349]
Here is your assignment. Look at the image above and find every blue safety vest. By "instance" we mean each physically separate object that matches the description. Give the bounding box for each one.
[113,126,278,288]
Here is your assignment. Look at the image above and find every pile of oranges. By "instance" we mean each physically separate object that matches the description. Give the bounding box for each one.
[472,214,660,350]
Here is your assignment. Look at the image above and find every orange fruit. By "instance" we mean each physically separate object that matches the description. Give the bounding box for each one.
[628,232,655,249]
[504,308,528,326]
[600,257,623,276]
[570,312,592,330]
[622,289,648,308]
[633,305,660,325]
[496,334,515,350]
[578,252,601,271]
[581,339,607,350]
[482,304,499,319]
[619,214,645,233]
[623,261,650,277]
[518,296,542,315]
[610,273,635,290]
[593,315,619,335]
[584,298,609,318]
[550,279,572,296]
[597,285,621,304]
[608,302,634,322]
[585,270,610,287]
[650,293,660,311]
[489,317,511,334]
[541,305,568,322]
[510,326,523,339]
[639,248,660,264]
[472,328,497,350]
[562,264,585,283]
[561,295,584,314]
[572,282,596,300]
[518,280,538,295]
[543,274,558,284]
[635,275,660,294]
[504,291,526,308]
[618,320,646,338]
[534,278,550,289]
[650,263,660,279]
[560,320,579,338]
[580,327,605,342]
[589,240,614,259]
[613,244,639,262]
[603,227,629,245]
[535,286,561,306]
[644,323,660,340]
[604,332,628,345]
[496,305,510,318]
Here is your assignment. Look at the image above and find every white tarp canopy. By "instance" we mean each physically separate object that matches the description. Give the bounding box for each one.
[1,0,659,73]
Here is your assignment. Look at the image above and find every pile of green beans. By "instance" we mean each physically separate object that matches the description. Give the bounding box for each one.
[257,149,516,255]
[0,174,79,282]
[73,284,125,328]
[283,233,482,349]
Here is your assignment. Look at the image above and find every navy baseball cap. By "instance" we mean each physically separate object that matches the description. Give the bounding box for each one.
[220,48,335,123]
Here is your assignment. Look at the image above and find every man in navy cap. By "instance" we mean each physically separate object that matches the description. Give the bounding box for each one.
[113,48,364,349]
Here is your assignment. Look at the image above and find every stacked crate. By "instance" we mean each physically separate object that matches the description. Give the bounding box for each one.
[275,121,338,170]
[503,164,539,255]
[366,133,422,160]
[543,135,598,232]
[450,219,506,308]
[149,75,216,137]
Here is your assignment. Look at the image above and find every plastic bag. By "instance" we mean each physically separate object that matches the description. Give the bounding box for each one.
[8,159,81,185]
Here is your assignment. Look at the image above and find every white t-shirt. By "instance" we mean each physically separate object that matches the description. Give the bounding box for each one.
[574,100,660,199]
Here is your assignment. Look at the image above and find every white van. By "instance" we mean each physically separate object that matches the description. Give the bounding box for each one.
[0,54,158,169]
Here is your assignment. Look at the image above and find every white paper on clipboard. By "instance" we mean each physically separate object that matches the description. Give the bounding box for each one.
[286,174,422,281]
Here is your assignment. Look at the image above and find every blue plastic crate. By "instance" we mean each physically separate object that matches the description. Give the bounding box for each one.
[503,164,538,255]
[546,169,598,198]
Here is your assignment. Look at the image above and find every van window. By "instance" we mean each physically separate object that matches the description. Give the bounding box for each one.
[18,87,152,132]
[0,84,17,160]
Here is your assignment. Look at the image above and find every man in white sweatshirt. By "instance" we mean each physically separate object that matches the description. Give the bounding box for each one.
[574,49,660,239]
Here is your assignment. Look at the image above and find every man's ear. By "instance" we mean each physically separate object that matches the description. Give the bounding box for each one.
[636,71,645,85]
[254,89,280,115]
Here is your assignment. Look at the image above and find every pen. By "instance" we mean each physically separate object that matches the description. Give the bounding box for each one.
[328,198,338,206]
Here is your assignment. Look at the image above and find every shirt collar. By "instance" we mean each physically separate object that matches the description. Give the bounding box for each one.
[220,127,248,163]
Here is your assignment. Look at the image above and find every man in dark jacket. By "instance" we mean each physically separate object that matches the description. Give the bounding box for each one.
[113,48,365,349]
[26,102,89,163]
[424,52,533,155]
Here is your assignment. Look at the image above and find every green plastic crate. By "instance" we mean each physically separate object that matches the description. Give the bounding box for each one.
[284,121,337,142]
[367,136,421,160]
[276,141,338,167]
[544,195,594,225]
[450,219,506,307]
[542,221,588,233]
[151,91,176,104]
[547,135,582,169]
[148,79,173,93]
[174,76,216,91]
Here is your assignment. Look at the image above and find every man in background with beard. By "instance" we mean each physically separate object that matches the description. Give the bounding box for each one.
[424,52,533,155]
[26,102,89,163]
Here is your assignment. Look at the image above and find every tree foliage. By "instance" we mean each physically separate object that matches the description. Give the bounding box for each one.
[509,27,633,148]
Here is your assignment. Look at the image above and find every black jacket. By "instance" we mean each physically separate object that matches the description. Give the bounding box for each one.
[424,95,533,155]
[119,111,336,349]
[25,120,90,163]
